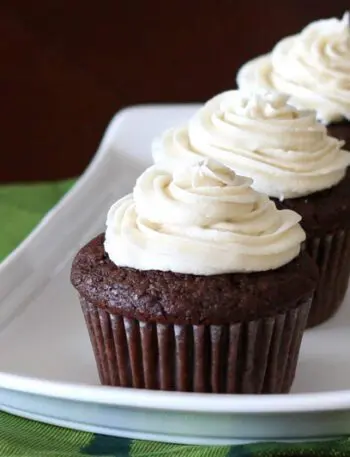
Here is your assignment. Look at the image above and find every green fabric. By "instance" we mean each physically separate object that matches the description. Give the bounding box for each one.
[1,411,350,457]
[0,180,349,456]
[0,180,74,260]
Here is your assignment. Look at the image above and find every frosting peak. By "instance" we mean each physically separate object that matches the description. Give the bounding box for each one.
[176,159,245,189]
[104,160,305,275]
[237,12,350,123]
[232,91,298,120]
[153,90,350,199]
[301,11,350,44]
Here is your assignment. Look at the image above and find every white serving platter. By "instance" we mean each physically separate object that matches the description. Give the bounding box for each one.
[1,105,350,445]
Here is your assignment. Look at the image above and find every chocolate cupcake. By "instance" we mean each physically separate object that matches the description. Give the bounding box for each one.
[152,90,350,327]
[236,12,350,149]
[71,160,317,393]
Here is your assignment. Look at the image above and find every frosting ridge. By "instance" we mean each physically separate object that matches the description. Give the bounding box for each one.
[105,159,305,275]
[237,12,350,123]
[153,90,350,199]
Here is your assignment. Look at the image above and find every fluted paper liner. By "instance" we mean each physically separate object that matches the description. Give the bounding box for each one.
[306,229,350,328]
[79,296,311,393]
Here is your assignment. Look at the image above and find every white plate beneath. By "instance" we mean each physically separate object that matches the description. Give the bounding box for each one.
[1,105,350,445]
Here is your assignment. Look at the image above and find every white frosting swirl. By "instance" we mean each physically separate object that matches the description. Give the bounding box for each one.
[237,12,350,124]
[153,90,350,199]
[104,160,305,275]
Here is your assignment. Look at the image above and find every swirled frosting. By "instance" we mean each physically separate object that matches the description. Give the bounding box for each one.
[104,160,305,275]
[237,12,350,124]
[153,90,350,199]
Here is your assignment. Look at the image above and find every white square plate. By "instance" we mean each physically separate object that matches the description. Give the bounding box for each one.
[0,105,350,445]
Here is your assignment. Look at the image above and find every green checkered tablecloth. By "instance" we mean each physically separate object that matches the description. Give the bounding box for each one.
[0,180,349,456]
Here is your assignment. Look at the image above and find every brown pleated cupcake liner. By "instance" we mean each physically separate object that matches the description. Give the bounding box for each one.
[79,295,311,394]
[306,229,350,328]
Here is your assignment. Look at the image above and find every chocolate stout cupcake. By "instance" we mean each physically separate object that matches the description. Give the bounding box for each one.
[236,12,350,149]
[71,160,317,393]
[152,90,350,327]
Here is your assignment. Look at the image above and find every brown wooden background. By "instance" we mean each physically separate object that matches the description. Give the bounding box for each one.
[1,1,348,182]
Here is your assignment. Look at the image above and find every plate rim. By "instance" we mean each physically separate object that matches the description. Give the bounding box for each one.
[2,372,350,413]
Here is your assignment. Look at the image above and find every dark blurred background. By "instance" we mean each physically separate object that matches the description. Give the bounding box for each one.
[1,0,348,182]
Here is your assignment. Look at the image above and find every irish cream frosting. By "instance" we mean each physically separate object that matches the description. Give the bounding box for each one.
[153,90,350,199]
[105,159,305,275]
[237,12,350,124]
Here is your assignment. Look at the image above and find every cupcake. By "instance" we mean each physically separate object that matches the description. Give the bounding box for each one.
[152,90,350,327]
[236,12,350,149]
[71,159,317,393]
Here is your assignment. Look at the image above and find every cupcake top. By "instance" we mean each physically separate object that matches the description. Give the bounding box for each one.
[236,12,350,124]
[104,159,305,275]
[153,90,350,200]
